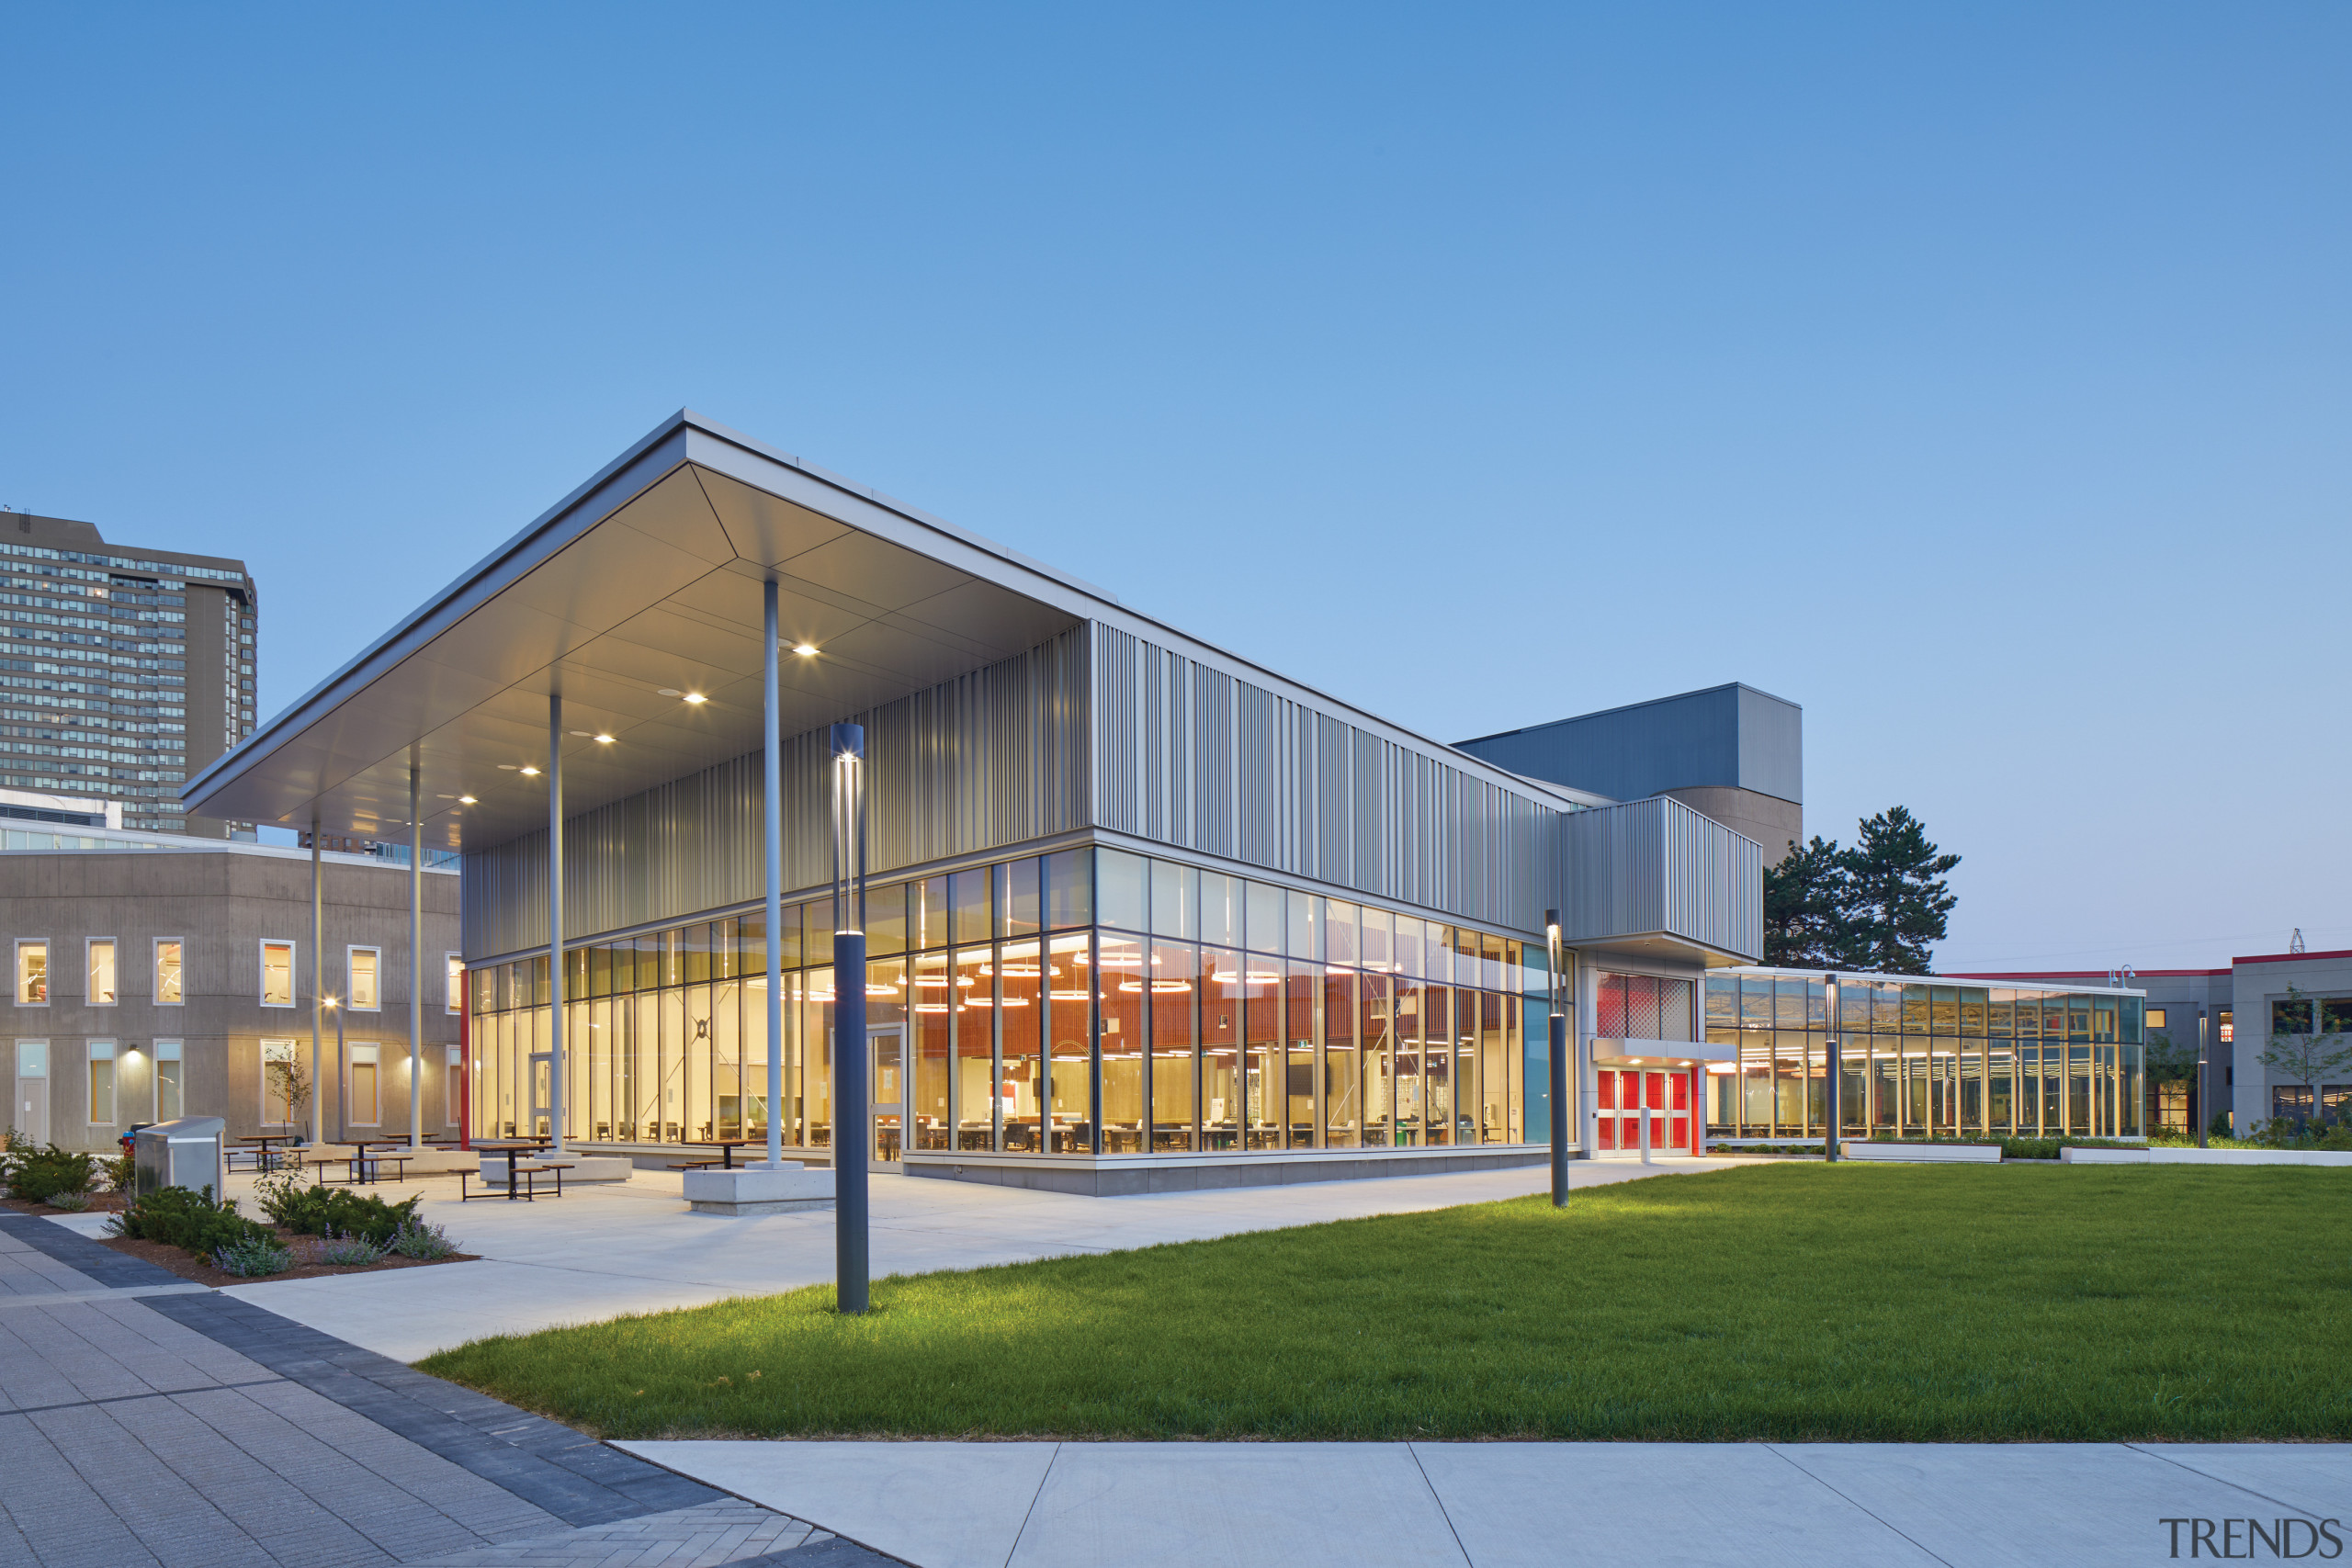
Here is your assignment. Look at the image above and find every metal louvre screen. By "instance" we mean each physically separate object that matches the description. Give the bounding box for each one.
[1561,795,1763,961]
[1088,622,1562,931]
[464,626,1091,957]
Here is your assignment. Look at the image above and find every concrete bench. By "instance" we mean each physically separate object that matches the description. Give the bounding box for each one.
[2061,1145,2352,1168]
[683,1162,834,1215]
[1842,1142,2002,1163]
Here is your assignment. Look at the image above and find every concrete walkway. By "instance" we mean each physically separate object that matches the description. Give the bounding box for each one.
[0,1213,883,1568]
[621,1438,2352,1568]
[216,1156,1737,1360]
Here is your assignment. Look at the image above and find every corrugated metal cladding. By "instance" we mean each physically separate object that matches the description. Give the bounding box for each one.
[1559,795,1762,961]
[463,628,1091,957]
[1091,622,1563,932]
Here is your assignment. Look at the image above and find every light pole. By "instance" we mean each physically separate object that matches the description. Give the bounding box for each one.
[831,722,869,1314]
[1545,908,1567,1208]
[1824,973,1840,1162]
[2197,1012,2209,1149]
[324,996,345,1145]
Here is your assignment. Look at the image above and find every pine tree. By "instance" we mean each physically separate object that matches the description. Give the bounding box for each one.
[1835,806,1959,974]
[1762,835,1849,966]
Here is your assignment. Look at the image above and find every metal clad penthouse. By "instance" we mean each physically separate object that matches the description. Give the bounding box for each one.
[184,412,1761,1192]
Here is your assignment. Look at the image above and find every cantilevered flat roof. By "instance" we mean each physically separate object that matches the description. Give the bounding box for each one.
[186,411,1600,851]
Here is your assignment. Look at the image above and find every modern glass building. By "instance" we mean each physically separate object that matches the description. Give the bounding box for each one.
[186,412,1763,1192]
[462,845,1547,1165]
[1705,967,2147,1142]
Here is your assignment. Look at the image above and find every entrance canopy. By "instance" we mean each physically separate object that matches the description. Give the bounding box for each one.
[185,412,1098,847]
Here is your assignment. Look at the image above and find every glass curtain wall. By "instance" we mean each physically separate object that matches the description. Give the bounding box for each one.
[470,845,1532,1155]
[1703,970,2144,1140]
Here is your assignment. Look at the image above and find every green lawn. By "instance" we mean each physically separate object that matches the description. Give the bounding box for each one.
[418,1164,2352,1442]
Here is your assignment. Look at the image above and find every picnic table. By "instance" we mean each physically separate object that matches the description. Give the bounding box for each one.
[679,1138,752,1169]
[470,1138,550,1201]
[231,1134,295,1172]
[341,1139,419,1186]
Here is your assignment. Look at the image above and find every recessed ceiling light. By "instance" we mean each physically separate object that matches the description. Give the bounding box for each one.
[656,687,680,697]
[568,729,591,738]
[458,795,478,805]
[435,794,456,800]
[681,693,707,705]
[497,764,517,771]
[594,733,615,743]
[792,644,818,657]
[520,766,541,776]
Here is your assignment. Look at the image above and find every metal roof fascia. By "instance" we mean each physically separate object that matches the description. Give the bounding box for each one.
[187,407,1603,821]
[183,419,697,813]
[676,421,1600,811]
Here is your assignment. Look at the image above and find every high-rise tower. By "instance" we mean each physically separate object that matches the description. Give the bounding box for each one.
[0,510,256,837]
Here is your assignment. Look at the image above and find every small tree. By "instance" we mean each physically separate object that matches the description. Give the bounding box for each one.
[2256,986,2352,1130]
[265,1055,312,1131]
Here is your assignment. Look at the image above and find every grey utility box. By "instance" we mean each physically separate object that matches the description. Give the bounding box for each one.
[134,1117,227,1201]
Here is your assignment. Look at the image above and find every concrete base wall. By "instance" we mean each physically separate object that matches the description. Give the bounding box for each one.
[1842,1143,2001,1163]
[903,1145,1551,1197]
[2061,1145,2352,1168]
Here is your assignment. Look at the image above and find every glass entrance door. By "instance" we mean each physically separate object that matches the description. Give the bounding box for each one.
[529,1051,552,1137]
[869,1026,906,1172]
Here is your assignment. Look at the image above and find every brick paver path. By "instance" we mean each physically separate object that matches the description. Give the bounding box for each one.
[0,1215,892,1568]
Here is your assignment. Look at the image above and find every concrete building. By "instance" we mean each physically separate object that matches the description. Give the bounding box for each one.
[4,822,460,1151]
[1455,683,1804,863]
[0,509,258,838]
[185,411,1765,1191]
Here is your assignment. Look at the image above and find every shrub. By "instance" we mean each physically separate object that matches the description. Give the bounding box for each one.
[315,1227,390,1267]
[120,1185,276,1258]
[254,1174,419,1244]
[389,1220,460,1260]
[6,1145,98,1203]
[213,1235,295,1277]
[100,1148,135,1194]
[47,1191,90,1213]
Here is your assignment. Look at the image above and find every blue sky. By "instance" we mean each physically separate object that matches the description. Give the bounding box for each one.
[3,4,2345,970]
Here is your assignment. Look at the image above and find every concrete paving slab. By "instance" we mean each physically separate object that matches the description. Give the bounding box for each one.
[1773,1442,2334,1568]
[40,1213,117,1238]
[1413,1440,1944,1568]
[2136,1443,2352,1520]
[223,1259,747,1361]
[621,1439,1061,1568]
[1020,1441,1466,1568]
[627,1438,2352,1568]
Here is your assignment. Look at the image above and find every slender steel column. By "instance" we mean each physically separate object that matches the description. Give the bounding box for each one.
[1545,909,1567,1208]
[310,818,323,1146]
[2197,1013,2210,1148]
[409,757,424,1150]
[763,581,785,1170]
[1638,1071,1652,1165]
[831,723,868,1314]
[548,694,565,1154]
[1824,973,1841,1162]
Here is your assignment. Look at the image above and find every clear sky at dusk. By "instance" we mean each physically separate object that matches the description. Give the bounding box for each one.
[3,4,2344,970]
